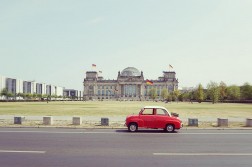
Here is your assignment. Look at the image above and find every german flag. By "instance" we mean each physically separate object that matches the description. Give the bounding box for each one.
[146,79,153,85]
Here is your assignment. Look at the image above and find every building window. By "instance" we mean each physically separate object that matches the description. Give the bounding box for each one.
[168,85,174,92]
[124,85,137,97]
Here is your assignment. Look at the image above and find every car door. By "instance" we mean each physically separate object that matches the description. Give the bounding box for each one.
[155,108,169,128]
[139,108,156,128]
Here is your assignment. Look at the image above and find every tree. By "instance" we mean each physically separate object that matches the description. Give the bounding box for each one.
[240,82,252,100]
[173,89,180,102]
[32,93,37,99]
[207,81,220,104]
[219,81,227,102]
[17,93,25,99]
[149,88,157,101]
[0,88,14,100]
[42,94,48,98]
[227,85,240,100]
[167,92,172,102]
[189,91,196,101]
[196,84,204,103]
[37,94,42,99]
[161,88,169,100]
[179,92,190,102]
[25,93,32,100]
[7,92,14,99]
[1,88,8,97]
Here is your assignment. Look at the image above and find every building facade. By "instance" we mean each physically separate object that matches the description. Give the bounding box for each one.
[63,89,82,100]
[83,67,179,100]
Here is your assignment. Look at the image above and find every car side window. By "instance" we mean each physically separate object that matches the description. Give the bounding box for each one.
[142,109,154,115]
[156,109,166,115]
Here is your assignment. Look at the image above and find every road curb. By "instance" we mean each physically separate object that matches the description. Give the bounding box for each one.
[1,126,252,130]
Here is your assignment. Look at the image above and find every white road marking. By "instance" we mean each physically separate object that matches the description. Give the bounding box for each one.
[0,131,86,134]
[83,132,117,134]
[0,150,46,154]
[153,153,252,156]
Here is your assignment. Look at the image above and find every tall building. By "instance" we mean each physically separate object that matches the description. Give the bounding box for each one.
[83,67,179,100]
[23,81,37,94]
[0,76,6,100]
[5,78,16,94]
[0,75,65,99]
[47,85,64,97]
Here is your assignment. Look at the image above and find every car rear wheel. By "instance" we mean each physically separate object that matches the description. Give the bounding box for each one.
[165,124,175,133]
[128,123,138,132]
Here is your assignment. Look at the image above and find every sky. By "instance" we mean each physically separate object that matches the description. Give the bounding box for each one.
[0,0,252,90]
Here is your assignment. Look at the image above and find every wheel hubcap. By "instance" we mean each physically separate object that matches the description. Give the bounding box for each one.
[130,125,136,131]
[167,125,173,132]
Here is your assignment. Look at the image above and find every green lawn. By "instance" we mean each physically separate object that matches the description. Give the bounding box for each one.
[0,101,252,119]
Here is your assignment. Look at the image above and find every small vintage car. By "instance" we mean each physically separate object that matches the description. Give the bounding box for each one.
[125,106,182,132]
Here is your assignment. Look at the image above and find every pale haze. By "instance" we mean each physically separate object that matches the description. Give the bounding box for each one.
[0,0,252,90]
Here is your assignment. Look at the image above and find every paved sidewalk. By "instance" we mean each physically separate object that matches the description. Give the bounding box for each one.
[0,115,248,122]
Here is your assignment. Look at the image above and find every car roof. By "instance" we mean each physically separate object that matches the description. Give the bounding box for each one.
[143,106,168,110]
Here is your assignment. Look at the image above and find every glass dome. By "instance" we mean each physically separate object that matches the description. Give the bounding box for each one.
[121,67,141,77]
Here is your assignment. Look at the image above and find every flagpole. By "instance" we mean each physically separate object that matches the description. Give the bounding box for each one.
[169,64,173,71]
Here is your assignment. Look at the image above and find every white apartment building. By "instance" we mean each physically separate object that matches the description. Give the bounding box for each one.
[46,85,64,97]
[0,76,6,100]
[0,75,66,99]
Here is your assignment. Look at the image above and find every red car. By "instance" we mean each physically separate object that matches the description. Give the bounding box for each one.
[126,106,182,132]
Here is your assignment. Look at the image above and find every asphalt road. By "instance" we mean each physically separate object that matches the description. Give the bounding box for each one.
[0,128,252,167]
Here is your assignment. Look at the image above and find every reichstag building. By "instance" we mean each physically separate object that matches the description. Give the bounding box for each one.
[83,67,178,100]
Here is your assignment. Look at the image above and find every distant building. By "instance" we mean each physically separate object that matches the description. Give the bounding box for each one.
[23,81,32,94]
[36,83,46,95]
[0,75,65,99]
[179,87,195,93]
[5,78,16,94]
[63,89,82,99]
[83,67,179,100]
[0,76,6,91]
[0,76,6,100]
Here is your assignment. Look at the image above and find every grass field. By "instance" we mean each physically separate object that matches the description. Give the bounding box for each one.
[0,101,252,120]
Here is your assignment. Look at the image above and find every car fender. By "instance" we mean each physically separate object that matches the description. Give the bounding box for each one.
[165,119,181,129]
[127,117,144,127]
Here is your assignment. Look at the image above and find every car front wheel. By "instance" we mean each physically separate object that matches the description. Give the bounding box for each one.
[128,123,138,132]
[165,124,175,133]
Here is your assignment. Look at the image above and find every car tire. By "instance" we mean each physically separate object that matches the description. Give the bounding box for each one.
[165,124,175,133]
[128,123,138,132]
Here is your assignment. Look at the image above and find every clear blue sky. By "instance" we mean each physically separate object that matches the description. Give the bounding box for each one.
[1,0,252,90]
